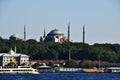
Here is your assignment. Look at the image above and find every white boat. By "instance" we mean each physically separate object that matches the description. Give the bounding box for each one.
[37,65,54,72]
[104,67,120,73]
[0,66,39,74]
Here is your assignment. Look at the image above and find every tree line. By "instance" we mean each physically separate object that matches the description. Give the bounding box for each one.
[0,37,120,63]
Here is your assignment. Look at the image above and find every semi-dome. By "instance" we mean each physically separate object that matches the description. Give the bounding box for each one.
[47,29,64,36]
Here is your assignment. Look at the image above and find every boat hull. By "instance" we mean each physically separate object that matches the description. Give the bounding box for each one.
[83,68,104,73]
[0,66,39,74]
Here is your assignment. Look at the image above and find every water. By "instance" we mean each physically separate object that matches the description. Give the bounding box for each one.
[0,73,120,80]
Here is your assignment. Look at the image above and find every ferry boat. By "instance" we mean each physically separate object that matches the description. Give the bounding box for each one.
[0,66,39,74]
[104,67,120,73]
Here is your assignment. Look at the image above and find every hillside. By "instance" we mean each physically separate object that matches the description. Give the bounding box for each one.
[0,37,120,63]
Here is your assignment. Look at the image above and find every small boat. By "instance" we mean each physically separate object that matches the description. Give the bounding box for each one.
[83,68,104,73]
[37,65,54,72]
[104,67,120,73]
[0,66,39,74]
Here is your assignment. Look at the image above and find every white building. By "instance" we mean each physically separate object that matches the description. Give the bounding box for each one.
[0,49,29,66]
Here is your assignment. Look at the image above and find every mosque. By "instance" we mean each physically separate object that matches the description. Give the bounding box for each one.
[9,25,26,41]
[43,29,68,43]
[40,23,86,43]
[9,24,86,43]
[40,23,71,43]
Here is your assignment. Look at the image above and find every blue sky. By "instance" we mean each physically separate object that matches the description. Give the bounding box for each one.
[0,0,120,44]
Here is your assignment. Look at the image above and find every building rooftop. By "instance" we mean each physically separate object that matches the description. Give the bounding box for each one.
[0,49,29,57]
[47,29,64,36]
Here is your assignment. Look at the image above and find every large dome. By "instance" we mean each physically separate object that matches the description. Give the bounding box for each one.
[47,29,64,36]
[43,28,68,43]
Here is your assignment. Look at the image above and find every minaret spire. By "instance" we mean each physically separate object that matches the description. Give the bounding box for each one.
[68,22,70,42]
[24,25,26,41]
[43,27,46,38]
[69,50,71,60]
[83,24,85,43]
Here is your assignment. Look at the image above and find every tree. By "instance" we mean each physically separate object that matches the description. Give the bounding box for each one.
[102,51,118,62]
[32,63,41,69]
[48,62,54,67]
[27,39,37,44]
[0,36,2,41]
[20,63,27,66]
[0,38,120,63]
[79,60,92,68]
[64,59,78,68]
[7,62,15,67]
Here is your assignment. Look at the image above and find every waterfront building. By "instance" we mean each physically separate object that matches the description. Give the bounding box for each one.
[0,48,29,66]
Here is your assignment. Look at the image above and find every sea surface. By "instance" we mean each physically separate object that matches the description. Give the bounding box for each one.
[0,73,120,80]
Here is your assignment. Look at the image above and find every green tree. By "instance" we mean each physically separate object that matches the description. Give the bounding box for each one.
[20,63,27,66]
[64,59,78,68]
[32,63,41,69]
[7,62,15,67]
[48,62,54,67]
[79,60,92,68]
[0,38,120,63]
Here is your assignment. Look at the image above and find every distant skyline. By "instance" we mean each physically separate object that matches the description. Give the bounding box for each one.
[0,0,120,44]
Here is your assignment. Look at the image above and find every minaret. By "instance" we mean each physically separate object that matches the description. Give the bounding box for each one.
[83,24,85,43]
[24,25,26,41]
[43,28,46,38]
[69,50,71,60]
[68,22,70,42]
[14,46,16,53]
